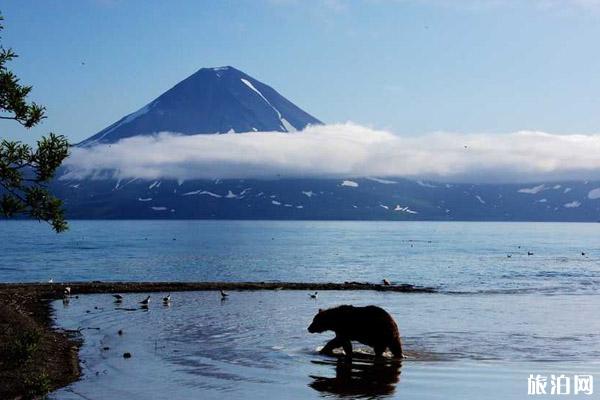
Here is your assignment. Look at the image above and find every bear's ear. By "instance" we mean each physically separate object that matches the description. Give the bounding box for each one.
[318,308,323,313]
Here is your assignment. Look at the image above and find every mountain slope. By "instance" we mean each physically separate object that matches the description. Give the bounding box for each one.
[79,66,321,146]
[54,177,600,221]
[58,67,600,221]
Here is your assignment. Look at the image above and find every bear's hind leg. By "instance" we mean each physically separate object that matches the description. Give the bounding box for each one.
[389,338,404,359]
[374,344,386,358]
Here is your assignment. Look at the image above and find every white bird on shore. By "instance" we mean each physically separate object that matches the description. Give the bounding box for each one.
[382,279,391,286]
[113,294,123,303]
[309,292,318,299]
[163,294,171,304]
[48,278,54,283]
[220,290,229,299]
[139,296,151,306]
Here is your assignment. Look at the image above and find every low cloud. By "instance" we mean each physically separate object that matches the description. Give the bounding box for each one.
[63,123,600,183]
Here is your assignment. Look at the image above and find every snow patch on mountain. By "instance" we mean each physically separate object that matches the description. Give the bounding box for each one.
[225,190,239,199]
[416,180,437,188]
[518,184,547,194]
[91,103,154,145]
[394,205,418,214]
[240,78,291,132]
[366,177,397,184]
[341,180,359,188]
[588,188,600,200]
[182,190,222,198]
[149,181,161,189]
[281,118,296,132]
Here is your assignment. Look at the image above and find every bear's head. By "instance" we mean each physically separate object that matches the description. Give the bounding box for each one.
[308,308,331,333]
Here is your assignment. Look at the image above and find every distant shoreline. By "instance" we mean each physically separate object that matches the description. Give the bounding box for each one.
[0,280,434,399]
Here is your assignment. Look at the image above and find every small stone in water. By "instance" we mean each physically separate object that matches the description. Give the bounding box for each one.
[123,352,132,359]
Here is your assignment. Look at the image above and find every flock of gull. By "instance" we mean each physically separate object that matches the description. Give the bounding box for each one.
[55,248,591,307]
[59,285,328,310]
[64,289,233,308]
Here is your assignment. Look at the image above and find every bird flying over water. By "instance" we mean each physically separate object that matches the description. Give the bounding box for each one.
[220,290,229,299]
[309,292,318,299]
[163,294,171,304]
[64,287,71,297]
[113,294,123,302]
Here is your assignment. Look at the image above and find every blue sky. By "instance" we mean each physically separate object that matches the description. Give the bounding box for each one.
[2,0,600,145]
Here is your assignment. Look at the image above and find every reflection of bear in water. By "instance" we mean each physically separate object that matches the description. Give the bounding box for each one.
[308,305,403,358]
[309,359,401,397]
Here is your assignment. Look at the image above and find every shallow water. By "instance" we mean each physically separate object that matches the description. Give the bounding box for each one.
[50,291,600,399]
[4,220,600,398]
[2,220,600,295]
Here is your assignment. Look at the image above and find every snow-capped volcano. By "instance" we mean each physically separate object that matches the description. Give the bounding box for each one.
[55,67,600,222]
[79,66,321,146]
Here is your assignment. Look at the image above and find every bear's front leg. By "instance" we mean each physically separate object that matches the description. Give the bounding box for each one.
[342,339,353,358]
[320,336,343,355]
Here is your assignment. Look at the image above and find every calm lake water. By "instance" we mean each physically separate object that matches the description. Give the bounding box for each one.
[2,220,600,399]
[2,220,600,294]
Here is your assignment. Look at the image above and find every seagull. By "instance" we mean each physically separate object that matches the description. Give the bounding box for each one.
[64,287,71,297]
[309,292,318,299]
[113,294,123,303]
[162,294,171,304]
[139,296,151,307]
[507,254,512,258]
[220,290,229,299]
[382,279,391,286]
[527,251,534,256]
[48,278,54,283]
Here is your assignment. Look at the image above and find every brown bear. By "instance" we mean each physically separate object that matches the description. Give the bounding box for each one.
[308,305,403,358]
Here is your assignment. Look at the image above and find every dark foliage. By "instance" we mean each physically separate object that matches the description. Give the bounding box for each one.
[0,13,69,232]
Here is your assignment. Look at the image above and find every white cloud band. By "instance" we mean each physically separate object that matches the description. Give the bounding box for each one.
[63,123,600,183]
